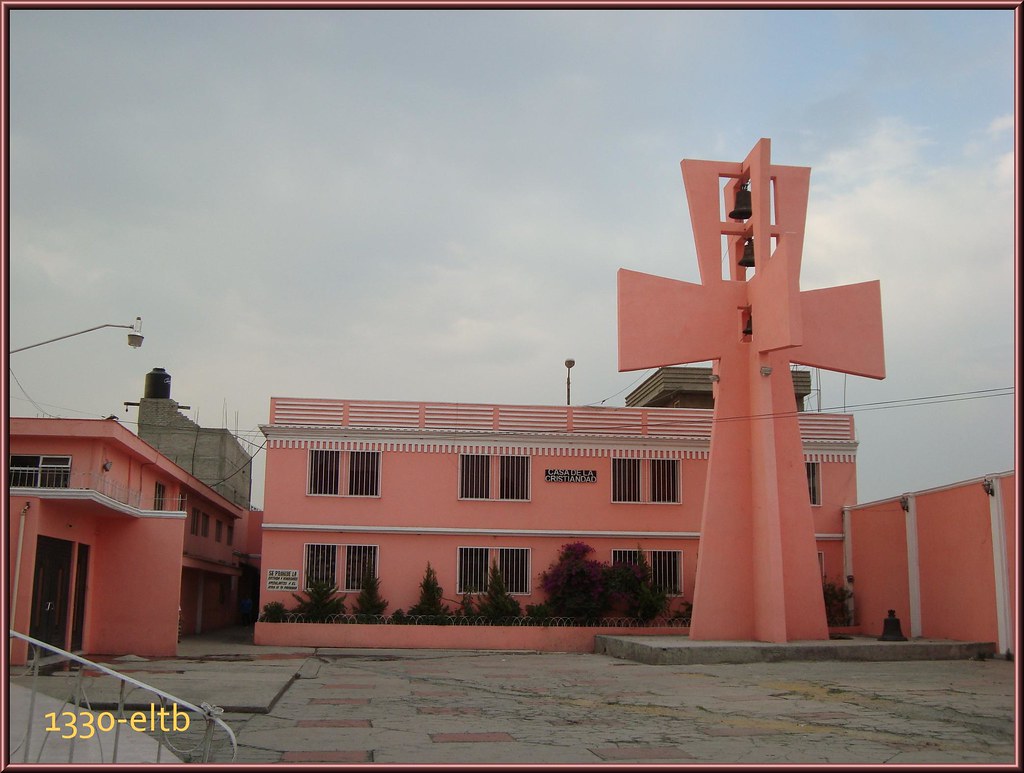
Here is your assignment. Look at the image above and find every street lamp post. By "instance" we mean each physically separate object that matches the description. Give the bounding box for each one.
[565,358,575,406]
[10,317,144,353]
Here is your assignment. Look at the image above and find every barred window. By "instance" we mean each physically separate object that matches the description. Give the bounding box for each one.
[612,458,641,502]
[459,454,531,501]
[806,462,821,506]
[8,455,71,488]
[308,450,381,497]
[456,547,490,593]
[611,548,683,595]
[344,544,379,591]
[612,458,680,504]
[459,455,491,499]
[308,450,340,495]
[497,548,531,594]
[650,460,679,503]
[348,451,380,497]
[176,493,187,512]
[457,547,530,595]
[190,508,201,536]
[304,543,338,587]
[154,481,166,510]
[499,456,530,501]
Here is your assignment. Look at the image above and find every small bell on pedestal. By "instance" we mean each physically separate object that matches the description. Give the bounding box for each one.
[878,609,907,641]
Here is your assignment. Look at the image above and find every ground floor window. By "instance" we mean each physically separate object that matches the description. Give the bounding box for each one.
[304,543,338,587]
[344,545,379,592]
[457,546,531,595]
[611,548,683,595]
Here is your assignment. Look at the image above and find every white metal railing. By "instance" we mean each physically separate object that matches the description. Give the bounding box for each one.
[8,631,237,763]
[7,471,147,509]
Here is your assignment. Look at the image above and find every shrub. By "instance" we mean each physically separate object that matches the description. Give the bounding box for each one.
[291,579,346,622]
[539,542,609,621]
[408,562,451,618]
[822,578,853,626]
[260,601,286,623]
[475,561,522,621]
[606,549,668,621]
[353,566,388,619]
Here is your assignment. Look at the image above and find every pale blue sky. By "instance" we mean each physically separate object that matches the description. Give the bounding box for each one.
[6,8,1016,507]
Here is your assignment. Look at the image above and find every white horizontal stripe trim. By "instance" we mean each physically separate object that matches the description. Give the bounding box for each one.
[261,522,849,542]
[262,522,700,539]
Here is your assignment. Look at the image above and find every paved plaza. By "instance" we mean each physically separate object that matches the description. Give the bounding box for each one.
[9,627,1017,766]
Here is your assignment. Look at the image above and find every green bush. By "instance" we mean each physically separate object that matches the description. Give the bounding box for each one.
[822,578,853,626]
[291,579,346,622]
[260,601,286,623]
[475,561,521,621]
[408,562,451,618]
[353,565,389,620]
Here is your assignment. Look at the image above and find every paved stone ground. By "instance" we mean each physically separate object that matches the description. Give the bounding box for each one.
[224,649,1015,765]
[11,628,1017,765]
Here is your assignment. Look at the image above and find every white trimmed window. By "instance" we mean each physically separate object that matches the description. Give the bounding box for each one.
[344,545,379,592]
[8,455,71,488]
[806,462,821,506]
[611,458,680,504]
[457,547,531,594]
[304,543,339,587]
[611,548,683,595]
[308,450,381,497]
[154,481,166,510]
[459,454,530,501]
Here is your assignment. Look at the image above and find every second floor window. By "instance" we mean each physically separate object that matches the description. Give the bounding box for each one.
[215,519,223,542]
[612,458,680,504]
[154,481,166,511]
[190,508,201,536]
[806,462,821,506]
[459,454,530,501]
[9,455,71,488]
[308,450,381,497]
[201,512,210,537]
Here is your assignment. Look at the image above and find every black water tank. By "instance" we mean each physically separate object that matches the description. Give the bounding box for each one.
[144,368,172,399]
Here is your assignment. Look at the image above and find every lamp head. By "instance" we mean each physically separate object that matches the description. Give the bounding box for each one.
[565,358,575,369]
[127,317,143,348]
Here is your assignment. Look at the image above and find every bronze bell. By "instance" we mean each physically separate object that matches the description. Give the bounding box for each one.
[877,609,907,641]
[729,183,752,220]
[738,238,755,268]
[742,315,753,337]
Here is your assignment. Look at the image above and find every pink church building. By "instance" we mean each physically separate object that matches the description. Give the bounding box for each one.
[255,366,860,646]
[8,416,255,664]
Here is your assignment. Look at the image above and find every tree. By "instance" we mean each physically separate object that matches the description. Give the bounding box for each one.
[408,562,450,619]
[475,560,521,621]
[353,564,388,619]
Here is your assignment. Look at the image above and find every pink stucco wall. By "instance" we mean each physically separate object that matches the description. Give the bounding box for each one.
[847,472,1015,645]
[9,418,252,662]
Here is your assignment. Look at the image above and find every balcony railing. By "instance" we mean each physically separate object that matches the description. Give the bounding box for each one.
[6,471,159,510]
[8,630,236,763]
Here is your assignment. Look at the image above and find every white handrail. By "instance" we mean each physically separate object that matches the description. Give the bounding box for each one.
[9,630,237,763]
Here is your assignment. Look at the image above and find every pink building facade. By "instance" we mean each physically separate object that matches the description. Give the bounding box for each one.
[256,395,859,640]
[843,471,1016,656]
[8,417,252,663]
